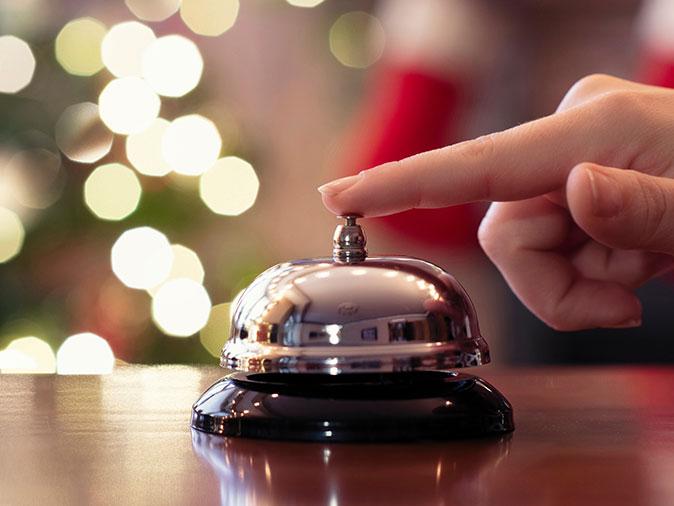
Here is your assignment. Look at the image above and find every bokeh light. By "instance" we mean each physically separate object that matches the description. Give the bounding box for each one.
[55,17,107,76]
[142,35,203,97]
[199,302,231,357]
[56,333,115,375]
[55,102,113,163]
[4,337,56,373]
[0,0,51,39]
[98,77,161,134]
[148,244,205,295]
[125,117,172,177]
[329,11,385,69]
[125,0,181,22]
[5,149,63,209]
[168,245,205,284]
[0,349,35,374]
[0,36,35,93]
[286,0,325,7]
[152,278,212,337]
[199,156,259,216]
[0,207,24,263]
[180,0,239,37]
[162,114,221,175]
[101,21,155,78]
[111,226,173,289]
[84,163,142,221]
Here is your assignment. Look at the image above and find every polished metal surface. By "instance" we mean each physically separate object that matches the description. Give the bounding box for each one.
[221,216,490,374]
[191,371,513,441]
[333,214,367,263]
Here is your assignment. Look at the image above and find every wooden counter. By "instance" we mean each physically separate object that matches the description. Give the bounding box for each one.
[1,365,672,505]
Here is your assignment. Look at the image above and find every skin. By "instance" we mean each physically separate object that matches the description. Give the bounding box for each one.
[318,75,674,331]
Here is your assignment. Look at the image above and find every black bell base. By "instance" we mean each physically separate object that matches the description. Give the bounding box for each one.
[191,371,514,442]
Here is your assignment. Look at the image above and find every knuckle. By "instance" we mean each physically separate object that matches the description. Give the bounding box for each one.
[457,133,497,161]
[570,73,615,96]
[559,74,617,110]
[590,89,646,119]
[455,134,499,200]
[574,161,597,173]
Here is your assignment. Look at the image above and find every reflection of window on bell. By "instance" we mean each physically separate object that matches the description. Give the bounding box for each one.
[388,320,409,342]
[361,327,377,341]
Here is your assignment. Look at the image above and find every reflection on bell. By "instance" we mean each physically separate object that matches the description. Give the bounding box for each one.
[191,215,514,441]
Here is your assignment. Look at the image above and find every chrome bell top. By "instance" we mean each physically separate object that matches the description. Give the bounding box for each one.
[221,215,490,374]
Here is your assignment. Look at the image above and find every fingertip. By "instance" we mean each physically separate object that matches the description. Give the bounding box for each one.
[319,191,337,215]
[317,161,418,218]
[319,190,357,216]
[317,173,367,216]
[317,174,362,196]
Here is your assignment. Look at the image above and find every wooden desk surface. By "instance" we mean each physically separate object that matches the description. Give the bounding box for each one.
[2,365,674,506]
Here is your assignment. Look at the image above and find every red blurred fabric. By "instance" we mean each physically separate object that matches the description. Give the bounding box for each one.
[638,49,674,283]
[343,64,481,250]
[638,50,674,89]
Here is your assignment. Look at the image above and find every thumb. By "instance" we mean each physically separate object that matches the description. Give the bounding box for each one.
[567,163,674,254]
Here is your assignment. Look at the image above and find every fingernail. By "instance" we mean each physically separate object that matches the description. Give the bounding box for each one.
[586,167,623,217]
[607,317,642,329]
[317,175,361,195]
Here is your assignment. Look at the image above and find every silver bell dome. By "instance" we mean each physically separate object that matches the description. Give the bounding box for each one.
[221,215,490,374]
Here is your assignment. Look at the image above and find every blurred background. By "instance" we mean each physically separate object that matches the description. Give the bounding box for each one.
[1,0,674,374]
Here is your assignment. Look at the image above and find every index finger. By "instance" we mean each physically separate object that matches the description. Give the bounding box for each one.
[319,93,644,217]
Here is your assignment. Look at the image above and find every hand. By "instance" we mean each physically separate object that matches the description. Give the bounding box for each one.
[318,74,674,331]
